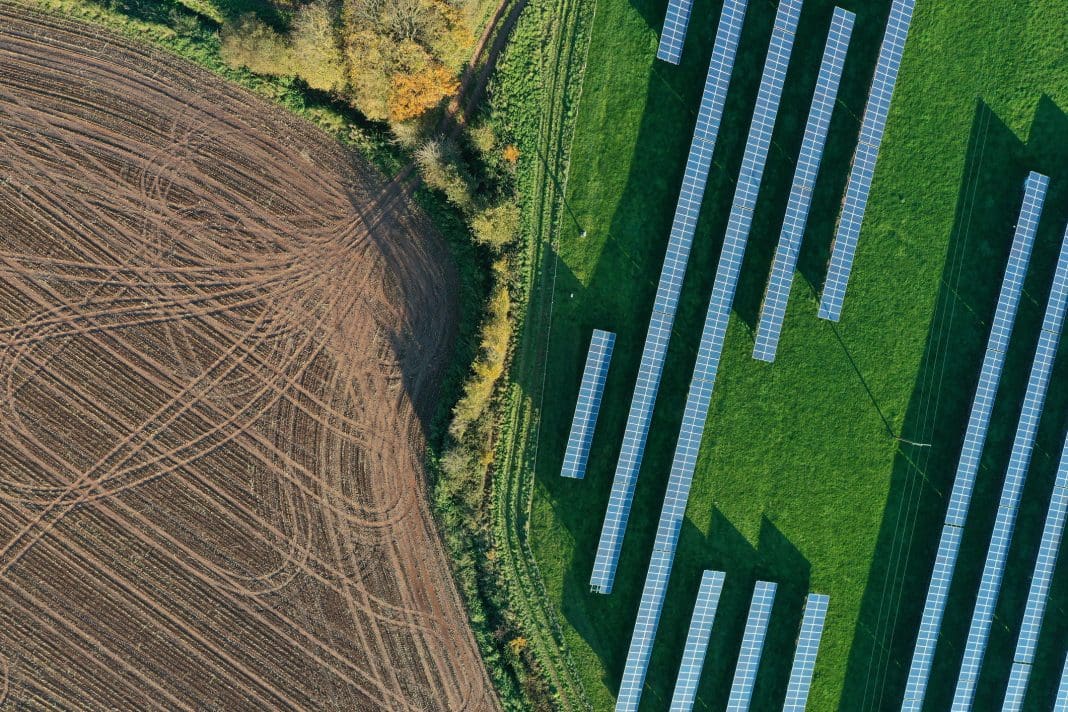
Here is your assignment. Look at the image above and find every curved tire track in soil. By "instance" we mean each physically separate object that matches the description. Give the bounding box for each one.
[0,6,499,710]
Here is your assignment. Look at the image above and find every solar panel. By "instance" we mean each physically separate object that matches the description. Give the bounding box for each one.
[615,3,803,707]
[591,0,750,595]
[669,571,727,711]
[1056,651,1068,712]
[783,593,831,712]
[754,7,855,362]
[1001,427,1068,711]
[818,0,916,322]
[561,329,616,479]
[944,173,1048,526]
[900,172,1048,712]
[657,0,695,64]
[900,524,965,708]
[1004,663,1031,712]
[952,227,1068,711]
[726,581,777,711]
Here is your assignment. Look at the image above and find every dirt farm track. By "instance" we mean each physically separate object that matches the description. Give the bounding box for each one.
[0,6,498,710]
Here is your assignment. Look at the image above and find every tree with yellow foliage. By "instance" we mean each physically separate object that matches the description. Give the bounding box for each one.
[220,0,474,125]
[342,0,472,123]
[389,63,459,122]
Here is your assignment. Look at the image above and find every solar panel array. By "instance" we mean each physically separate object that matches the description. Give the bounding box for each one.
[818,0,916,322]
[1057,652,1068,712]
[726,581,777,711]
[614,3,802,706]
[753,7,855,362]
[900,172,1049,712]
[953,226,1068,711]
[591,0,750,595]
[657,0,696,64]
[1002,365,1068,711]
[669,571,727,711]
[783,593,831,712]
[560,329,616,479]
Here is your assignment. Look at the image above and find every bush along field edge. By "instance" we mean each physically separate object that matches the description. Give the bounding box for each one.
[429,0,599,706]
[456,0,601,708]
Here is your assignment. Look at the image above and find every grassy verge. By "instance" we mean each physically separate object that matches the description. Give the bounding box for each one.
[469,0,599,707]
[506,0,1068,709]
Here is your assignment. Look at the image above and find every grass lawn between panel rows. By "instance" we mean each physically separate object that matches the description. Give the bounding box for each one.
[523,0,1068,709]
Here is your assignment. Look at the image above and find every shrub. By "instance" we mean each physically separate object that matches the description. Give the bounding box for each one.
[449,264,511,439]
[415,139,474,212]
[291,2,347,92]
[220,14,293,77]
[470,122,497,155]
[470,199,520,250]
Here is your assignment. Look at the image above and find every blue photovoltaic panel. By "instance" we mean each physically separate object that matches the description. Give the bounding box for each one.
[669,571,727,711]
[615,3,802,707]
[783,593,831,712]
[944,173,1048,527]
[591,0,749,595]
[726,581,778,712]
[818,0,916,322]
[900,172,1048,712]
[657,0,695,64]
[901,523,965,709]
[1057,651,1068,712]
[952,230,1068,711]
[1002,395,1068,710]
[754,7,855,362]
[1004,663,1031,712]
[561,329,616,479]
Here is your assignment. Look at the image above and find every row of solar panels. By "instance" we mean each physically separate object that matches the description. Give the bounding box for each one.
[818,0,914,321]
[560,329,616,479]
[1005,436,1068,712]
[617,1,808,705]
[902,172,1068,712]
[662,572,830,712]
[588,0,750,594]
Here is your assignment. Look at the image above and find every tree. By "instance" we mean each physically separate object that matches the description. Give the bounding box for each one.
[291,2,346,92]
[389,62,458,122]
[344,28,392,120]
[220,14,292,77]
[342,0,471,123]
[471,200,520,250]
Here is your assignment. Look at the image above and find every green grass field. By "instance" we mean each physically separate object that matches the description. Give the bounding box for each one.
[523,0,1068,709]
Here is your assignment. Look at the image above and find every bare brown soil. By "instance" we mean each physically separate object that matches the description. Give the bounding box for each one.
[0,6,498,710]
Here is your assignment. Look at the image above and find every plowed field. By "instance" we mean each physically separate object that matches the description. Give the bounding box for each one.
[0,6,497,710]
